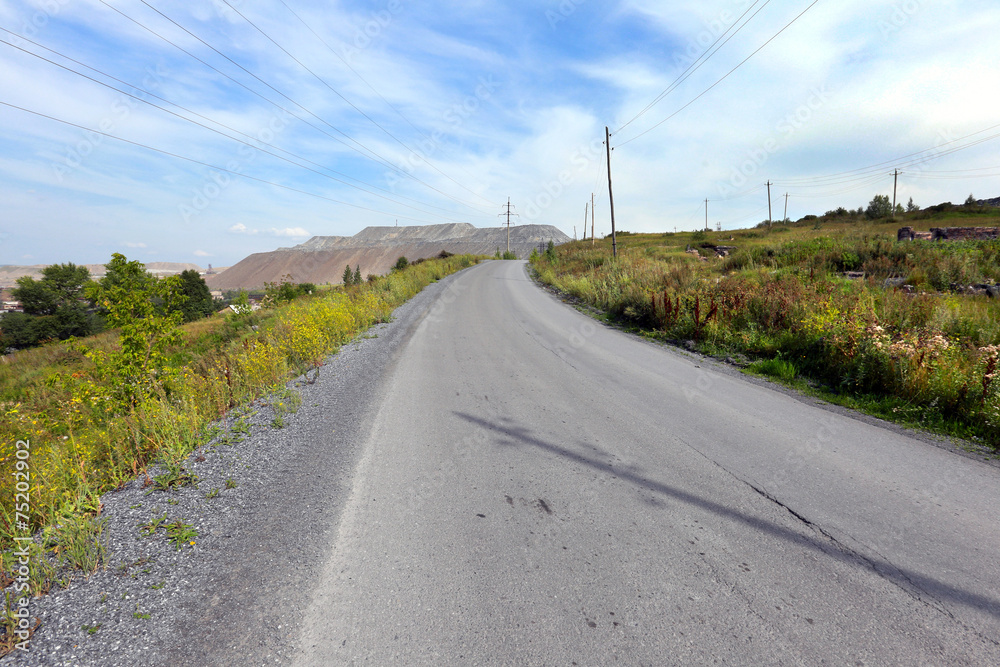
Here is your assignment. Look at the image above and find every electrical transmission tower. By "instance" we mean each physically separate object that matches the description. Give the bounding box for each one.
[499,198,519,254]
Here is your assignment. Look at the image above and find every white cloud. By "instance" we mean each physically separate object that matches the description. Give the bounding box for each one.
[3,0,999,264]
[124,242,147,248]
[270,227,311,237]
[193,250,211,257]
[227,224,309,238]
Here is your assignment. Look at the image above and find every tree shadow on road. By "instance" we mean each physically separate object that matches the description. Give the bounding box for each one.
[454,410,1000,625]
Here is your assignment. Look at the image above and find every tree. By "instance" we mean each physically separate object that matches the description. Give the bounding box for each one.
[175,269,214,322]
[7,263,100,348]
[353,265,362,285]
[965,193,977,206]
[906,197,919,212]
[343,264,354,286]
[0,312,61,351]
[393,256,409,272]
[865,194,893,220]
[12,278,57,316]
[84,254,186,409]
[13,263,91,316]
[545,240,557,262]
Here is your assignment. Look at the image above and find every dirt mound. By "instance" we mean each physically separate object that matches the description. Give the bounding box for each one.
[206,224,570,290]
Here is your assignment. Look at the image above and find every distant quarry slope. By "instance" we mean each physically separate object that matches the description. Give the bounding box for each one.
[207,223,570,290]
[0,262,203,289]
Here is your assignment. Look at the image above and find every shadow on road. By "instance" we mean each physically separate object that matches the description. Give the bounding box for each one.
[454,411,1000,624]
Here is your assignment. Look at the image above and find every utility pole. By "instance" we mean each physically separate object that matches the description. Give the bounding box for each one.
[498,197,518,254]
[892,169,899,219]
[591,192,595,246]
[582,201,589,241]
[605,127,617,258]
[784,193,789,222]
[705,199,709,231]
[767,181,773,228]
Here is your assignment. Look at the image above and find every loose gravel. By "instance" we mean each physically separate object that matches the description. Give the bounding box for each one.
[3,272,462,667]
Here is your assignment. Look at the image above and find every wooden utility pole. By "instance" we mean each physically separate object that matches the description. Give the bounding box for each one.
[784,193,789,222]
[705,199,709,231]
[591,192,595,246]
[605,127,617,258]
[582,201,589,241]
[892,169,899,219]
[767,181,773,228]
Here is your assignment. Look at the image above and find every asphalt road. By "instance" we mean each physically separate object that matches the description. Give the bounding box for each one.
[292,260,1000,665]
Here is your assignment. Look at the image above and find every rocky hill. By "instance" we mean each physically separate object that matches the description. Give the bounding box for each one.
[206,223,570,291]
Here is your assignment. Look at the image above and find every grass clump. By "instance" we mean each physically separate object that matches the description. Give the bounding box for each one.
[747,358,798,382]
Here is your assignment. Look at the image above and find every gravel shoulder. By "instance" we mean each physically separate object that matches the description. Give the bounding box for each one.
[4,272,462,667]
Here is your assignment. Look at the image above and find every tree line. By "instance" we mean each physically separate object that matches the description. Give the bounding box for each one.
[1,255,216,352]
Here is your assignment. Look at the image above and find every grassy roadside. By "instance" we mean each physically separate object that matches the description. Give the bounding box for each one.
[0,253,481,613]
[530,210,1000,450]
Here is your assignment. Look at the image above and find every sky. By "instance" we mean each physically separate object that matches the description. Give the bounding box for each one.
[1,0,999,267]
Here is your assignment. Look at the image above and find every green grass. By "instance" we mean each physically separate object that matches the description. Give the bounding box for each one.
[746,358,798,381]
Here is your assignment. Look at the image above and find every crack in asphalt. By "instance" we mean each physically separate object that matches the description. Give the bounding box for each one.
[683,444,1000,649]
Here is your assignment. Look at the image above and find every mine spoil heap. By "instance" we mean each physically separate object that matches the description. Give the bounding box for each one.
[207,223,570,290]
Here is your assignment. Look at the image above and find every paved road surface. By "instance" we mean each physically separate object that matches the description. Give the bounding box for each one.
[293,260,1000,665]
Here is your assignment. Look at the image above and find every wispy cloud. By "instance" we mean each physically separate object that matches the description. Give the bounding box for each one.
[228,223,309,238]
[1,0,998,265]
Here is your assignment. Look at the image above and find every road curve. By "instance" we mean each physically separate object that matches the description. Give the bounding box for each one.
[293,260,1000,665]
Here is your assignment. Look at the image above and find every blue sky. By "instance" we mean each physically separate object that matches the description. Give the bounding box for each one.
[2,0,999,267]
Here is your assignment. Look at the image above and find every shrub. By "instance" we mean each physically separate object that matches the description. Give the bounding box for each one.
[866,194,893,219]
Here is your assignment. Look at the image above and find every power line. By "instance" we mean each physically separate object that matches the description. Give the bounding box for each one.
[276,0,427,140]
[0,100,473,226]
[217,0,494,208]
[0,29,478,221]
[773,122,1000,186]
[615,0,823,148]
[615,0,772,134]
[272,0,494,207]
[100,0,489,214]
